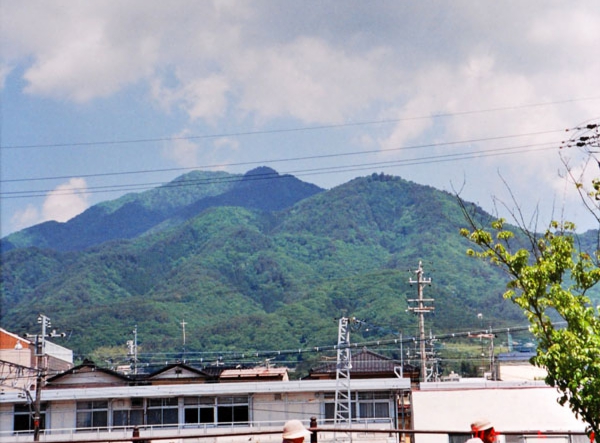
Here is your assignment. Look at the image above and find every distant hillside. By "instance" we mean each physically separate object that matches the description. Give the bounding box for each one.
[0,167,323,252]
[5,169,590,374]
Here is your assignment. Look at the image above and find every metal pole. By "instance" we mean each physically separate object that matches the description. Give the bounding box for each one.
[33,314,49,442]
[33,335,43,442]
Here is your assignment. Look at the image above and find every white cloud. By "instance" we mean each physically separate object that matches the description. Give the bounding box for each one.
[2,1,600,233]
[232,37,394,124]
[214,137,240,152]
[7,179,91,234]
[163,132,241,169]
[42,178,90,223]
[10,205,42,232]
[163,132,201,167]
[152,74,230,122]
[0,64,12,90]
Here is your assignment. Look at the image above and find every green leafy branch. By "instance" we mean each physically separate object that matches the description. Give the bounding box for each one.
[460,216,600,439]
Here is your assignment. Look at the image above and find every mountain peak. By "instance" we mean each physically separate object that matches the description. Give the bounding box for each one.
[243,166,279,179]
[1,168,323,252]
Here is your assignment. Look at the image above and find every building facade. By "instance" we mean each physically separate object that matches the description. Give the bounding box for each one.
[0,360,411,443]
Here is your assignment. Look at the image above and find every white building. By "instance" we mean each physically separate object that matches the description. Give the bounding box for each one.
[0,347,591,443]
[412,379,588,443]
[0,360,411,443]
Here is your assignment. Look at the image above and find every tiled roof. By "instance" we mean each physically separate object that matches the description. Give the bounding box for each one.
[309,348,415,375]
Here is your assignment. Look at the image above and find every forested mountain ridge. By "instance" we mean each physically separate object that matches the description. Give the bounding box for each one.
[0,169,567,369]
[1,167,323,252]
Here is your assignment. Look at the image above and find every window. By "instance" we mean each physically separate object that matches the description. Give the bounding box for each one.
[76,401,108,430]
[147,398,178,426]
[183,396,249,426]
[216,396,249,425]
[14,404,46,434]
[357,392,390,420]
[112,409,144,428]
[324,402,356,421]
[184,397,215,426]
[112,399,144,429]
[324,392,390,422]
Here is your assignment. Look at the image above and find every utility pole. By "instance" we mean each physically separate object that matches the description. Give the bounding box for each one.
[181,319,187,361]
[25,314,65,441]
[407,262,434,383]
[127,326,138,375]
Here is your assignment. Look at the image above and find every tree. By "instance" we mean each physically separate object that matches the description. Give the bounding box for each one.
[460,121,600,439]
[460,217,600,438]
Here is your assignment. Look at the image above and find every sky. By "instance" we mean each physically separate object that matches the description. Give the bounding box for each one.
[1,1,600,238]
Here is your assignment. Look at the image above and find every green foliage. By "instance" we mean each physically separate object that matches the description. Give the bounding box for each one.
[462,219,600,438]
[1,171,530,377]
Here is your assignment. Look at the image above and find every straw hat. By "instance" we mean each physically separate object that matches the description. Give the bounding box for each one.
[282,420,311,439]
[471,419,494,432]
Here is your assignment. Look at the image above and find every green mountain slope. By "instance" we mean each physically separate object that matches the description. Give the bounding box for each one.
[1,170,550,370]
[1,167,323,252]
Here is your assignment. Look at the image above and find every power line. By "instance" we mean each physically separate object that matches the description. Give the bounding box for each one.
[1,95,597,150]
[1,128,563,184]
[76,322,539,367]
[0,139,559,199]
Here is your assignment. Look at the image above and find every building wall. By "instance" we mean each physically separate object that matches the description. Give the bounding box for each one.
[253,391,321,425]
[412,382,586,443]
[0,377,409,442]
[49,401,76,433]
[0,330,31,350]
[0,404,13,435]
[498,364,547,382]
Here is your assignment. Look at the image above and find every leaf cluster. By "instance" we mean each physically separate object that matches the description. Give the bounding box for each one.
[462,219,600,438]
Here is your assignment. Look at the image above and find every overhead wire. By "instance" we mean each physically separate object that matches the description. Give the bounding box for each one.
[1,95,597,150]
[0,137,560,199]
[1,128,563,184]
[74,321,539,367]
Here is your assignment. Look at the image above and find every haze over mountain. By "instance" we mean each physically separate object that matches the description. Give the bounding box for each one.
[1,167,574,372]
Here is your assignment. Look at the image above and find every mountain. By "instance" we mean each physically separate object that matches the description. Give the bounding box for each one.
[0,169,565,373]
[1,167,323,252]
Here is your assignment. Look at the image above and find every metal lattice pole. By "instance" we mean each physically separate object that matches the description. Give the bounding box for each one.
[334,317,352,425]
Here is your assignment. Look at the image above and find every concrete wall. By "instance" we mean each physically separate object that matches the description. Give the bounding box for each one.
[253,391,321,425]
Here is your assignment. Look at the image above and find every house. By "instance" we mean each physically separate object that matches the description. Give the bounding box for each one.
[1,334,588,443]
[307,348,419,384]
[0,359,410,442]
[219,366,289,382]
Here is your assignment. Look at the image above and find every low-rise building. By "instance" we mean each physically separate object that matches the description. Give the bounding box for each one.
[412,379,587,443]
[0,359,410,443]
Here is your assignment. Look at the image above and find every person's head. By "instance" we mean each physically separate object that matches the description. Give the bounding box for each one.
[282,419,311,443]
[471,419,496,443]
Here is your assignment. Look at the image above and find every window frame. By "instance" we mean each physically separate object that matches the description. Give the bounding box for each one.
[146,397,179,427]
[13,403,46,435]
[76,400,108,431]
